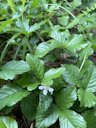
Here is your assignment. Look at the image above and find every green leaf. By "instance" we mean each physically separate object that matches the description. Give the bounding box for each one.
[41,67,65,86]
[64,35,88,55]
[50,31,66,44]
[78,88,96,108]
[20,93,39,121]
[1,106,14,115]
[0,116,18,128]
[59,110,86,128]
[39,33,88,58]
[26,53,44,79]
[78,64,96,107]
[37,94,52,114]
[56,87,77,109]
[0,85,30,110]
[7,0,15,12]
[35,42,57,58]
[27,81,40,91]
[78,60,93,77]
[16,19,45,34]
[21,0,25,17]
[0,60,30,80]
[79,63,96,91]
[66,15,82,29]
[31,0,38,7]
[50,30,70,45]
[0,19,13,33]
[29,21,45,32]
[83,110,96,128]
[15,74,31,86]
[58,16,69,26]
[15,18,29,35]
[78,45,93,72]
[16,73,40,90]
[36,94,53,127]
[72,0,82,7]
[36,105,59,128]
[38,0,48,9]
[53,77,66,91]
[84,66,96,93]
[62,64,79,85]
[35,30,70,58]
[79,45,93,60]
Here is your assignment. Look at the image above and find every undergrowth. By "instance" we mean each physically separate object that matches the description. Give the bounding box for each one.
[0,0,96,128]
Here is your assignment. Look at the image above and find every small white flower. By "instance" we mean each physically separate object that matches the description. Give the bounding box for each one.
[48,87,54,94]
[43,89,48,95]
[38,86,44,90]
[38,86,54,95]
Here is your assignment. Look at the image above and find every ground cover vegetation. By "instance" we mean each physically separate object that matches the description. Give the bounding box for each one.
[0,0,96,128]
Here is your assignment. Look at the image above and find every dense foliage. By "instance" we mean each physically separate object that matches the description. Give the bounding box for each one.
[0,0,96,128]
